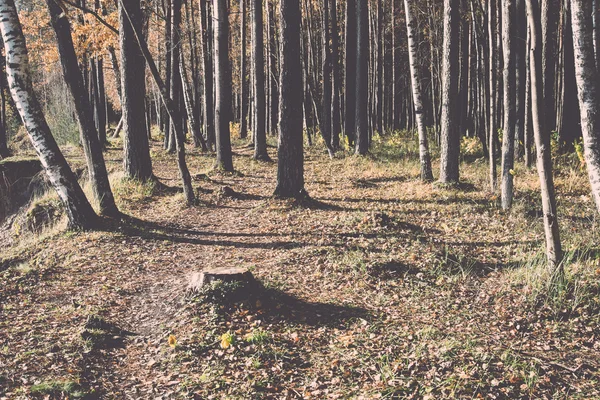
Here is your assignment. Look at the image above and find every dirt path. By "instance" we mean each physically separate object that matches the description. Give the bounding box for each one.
[1,141,599,399]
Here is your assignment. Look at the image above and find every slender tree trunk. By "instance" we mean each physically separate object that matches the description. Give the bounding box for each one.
[321,0,334,156]
[0,44,8,159]
[252,0,270,160]
[488,0,498,189]
[439,0,461,183]
[330,0,340,150]
[200,0,215,150]
[526,0,563,271]
[354,0,369,155]
[571,0,600,215]
[0,0,98,229]
[515,0,526,159]
[404,0,433,181]
[46,0,119,217]
[181,53,208,151]
[239,0,248,139]
[167,0,182,154]
[541,0,559,134]
[268,1,278,137]
[524,23,534,168]
[501,0,516,210]
[376,0,383,134]
[344,0,357,145]
[274,0,305,198]
[213,0,234,171]
[594,0,600,71]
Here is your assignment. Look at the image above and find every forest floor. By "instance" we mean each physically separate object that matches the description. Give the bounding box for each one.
[1,132,599,399]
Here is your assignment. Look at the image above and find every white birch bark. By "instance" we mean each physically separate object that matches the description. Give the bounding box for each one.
[570,0,600,215]
[0,0,97,229]
[404,0,433,181]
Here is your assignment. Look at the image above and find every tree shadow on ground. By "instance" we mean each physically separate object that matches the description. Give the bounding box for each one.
[197,280,371,329]
[105,216,306,250]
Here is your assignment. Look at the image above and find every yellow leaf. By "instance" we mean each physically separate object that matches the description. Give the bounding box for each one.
[220,332,234,349]
[168,334,177,348]
[509,169,516,176]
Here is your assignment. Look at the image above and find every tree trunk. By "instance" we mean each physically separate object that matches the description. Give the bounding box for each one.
[213,0,234,171]
[354,0,369,155]
[488,0,498,189]
[404,0,433,181]
[541,0,559,134]
[344,0,356,145]
[46,0,119,217]
[274,0,305,198]
[501,0,516,210]
[515,0,527,159]
[525,0,563,271]
[268,1,278,137]
[571,0,600,215]
[119,0,153,181]
[0,0,98,229]
[439,0,461,183]
[167,0,182,154]
[119,0,195,205]
[200,0,215,150]
[239,0,248,139]
[330,0,340,150]
[321,0,334,156]
[0,44,9,159]
[181,53,208,151]
[252,0,270,161]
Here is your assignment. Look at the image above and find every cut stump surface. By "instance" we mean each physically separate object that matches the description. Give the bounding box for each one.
[188,267,254,291]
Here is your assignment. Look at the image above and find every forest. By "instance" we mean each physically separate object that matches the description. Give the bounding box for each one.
[0,0,599,397]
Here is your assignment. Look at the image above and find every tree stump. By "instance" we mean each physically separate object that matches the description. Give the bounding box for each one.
[187,267,254,291]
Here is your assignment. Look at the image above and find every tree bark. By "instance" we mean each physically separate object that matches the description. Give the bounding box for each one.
[321,0,334,156]
[501,0,516,210]
[354,0,369,155]
[213,0,234,171]
[239,0,248,139]
[344,0,356,145]
[404,0,433,181]
[525,0,563,271]
[488,0,498,189]
[0,44,9,159]
[119,0,195,205]
[200,0,215,150]
[0,0,98,229]
[541,0,559,134]
[119,0,153,181]
[274,0,305,198]
[252,0,270,161]
[571,0,600,215]
[46,0,119,217]
[439,0,461,183]
[330,0,340,150]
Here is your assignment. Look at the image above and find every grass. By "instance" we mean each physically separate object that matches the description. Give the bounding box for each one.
[30,380,86,398]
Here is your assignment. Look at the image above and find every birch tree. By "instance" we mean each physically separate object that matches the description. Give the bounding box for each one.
[0,0,98,229]
[403,0,433,181]
[571,0,600,215]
